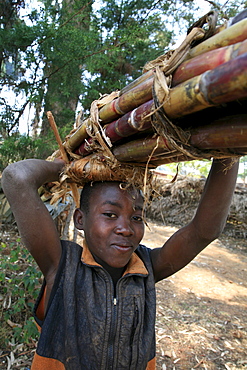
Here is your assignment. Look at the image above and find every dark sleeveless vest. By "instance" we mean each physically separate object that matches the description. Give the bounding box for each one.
[33,240,156,370]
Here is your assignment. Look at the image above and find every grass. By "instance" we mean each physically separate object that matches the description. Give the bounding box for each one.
[0,230,42,369]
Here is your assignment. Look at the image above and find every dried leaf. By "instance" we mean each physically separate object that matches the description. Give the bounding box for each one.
[164,350,172,358]
[233,330,243,339]
[224,364,232,370]
[224,340,234,350]
[7,319,22,328]
[7,352,15,370]
[194,359,204,368]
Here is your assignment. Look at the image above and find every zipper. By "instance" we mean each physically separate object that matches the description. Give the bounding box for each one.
[107,295,118,370]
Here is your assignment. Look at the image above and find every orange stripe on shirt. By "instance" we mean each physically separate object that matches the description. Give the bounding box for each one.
[146,356,156,370]
[31,352,155,370]
[31,352,65,370]
[36,286,47,321]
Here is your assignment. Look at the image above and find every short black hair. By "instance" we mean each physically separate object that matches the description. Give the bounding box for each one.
[80,182,97,214]
[79,181,118,214]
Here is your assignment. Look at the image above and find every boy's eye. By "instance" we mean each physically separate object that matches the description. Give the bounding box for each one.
[132,215,143,222]
[103,212,117,218]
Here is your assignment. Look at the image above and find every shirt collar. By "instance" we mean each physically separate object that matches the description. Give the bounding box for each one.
[81,239,148,276]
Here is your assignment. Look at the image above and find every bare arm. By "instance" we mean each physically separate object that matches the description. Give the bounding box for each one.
[2,159,65,281]
[151,158,239,282]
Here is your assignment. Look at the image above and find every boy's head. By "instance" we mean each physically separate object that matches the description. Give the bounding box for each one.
[74,181,145,270]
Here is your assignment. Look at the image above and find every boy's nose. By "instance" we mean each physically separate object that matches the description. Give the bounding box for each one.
[115,219,134,236]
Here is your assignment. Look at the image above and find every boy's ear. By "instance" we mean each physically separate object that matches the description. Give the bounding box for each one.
[74,208,85,230]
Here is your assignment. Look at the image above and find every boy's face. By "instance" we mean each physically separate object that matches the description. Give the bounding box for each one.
[75,182,145,269]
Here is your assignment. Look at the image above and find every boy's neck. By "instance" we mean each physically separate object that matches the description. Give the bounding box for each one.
[106,264,126,287]
[92,253,126,288]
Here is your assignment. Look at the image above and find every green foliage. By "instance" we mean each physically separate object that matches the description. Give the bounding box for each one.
[239,155,247,183]
[0,21,38,53]
[0,239,42,346]
[162,159,211,178]
[240,155,247,164]
[0,100,15,138]
[180,160,211,177]
[0,133,58,171]
[82,2,173,106]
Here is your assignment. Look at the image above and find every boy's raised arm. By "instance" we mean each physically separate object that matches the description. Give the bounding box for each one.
[151,158,239,282]
[2,159,65,281]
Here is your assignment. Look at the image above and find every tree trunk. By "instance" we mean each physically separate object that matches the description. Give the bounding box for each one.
[40,0,92,136]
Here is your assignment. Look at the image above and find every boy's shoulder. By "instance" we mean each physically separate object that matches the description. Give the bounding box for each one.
[136,243,152,255]
[135,243,155,271]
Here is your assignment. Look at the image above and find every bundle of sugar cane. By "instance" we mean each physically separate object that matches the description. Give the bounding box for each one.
[64,12,247,144]
[49,10,247,190]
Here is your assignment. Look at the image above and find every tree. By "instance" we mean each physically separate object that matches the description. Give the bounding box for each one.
[38,0,177,134]
[39,0,94,135]
[0,0,205,138]
[0,0,38,139]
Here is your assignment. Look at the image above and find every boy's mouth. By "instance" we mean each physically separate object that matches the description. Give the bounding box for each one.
[112,244,132,252]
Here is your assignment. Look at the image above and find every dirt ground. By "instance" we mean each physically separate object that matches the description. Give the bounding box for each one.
[142,220,247,370]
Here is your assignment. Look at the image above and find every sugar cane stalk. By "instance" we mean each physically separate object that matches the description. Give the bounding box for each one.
[172,38,247,86]
[74,100,154,155]
[64,79,153,153]
[47,111,80,207]
[189,115,247,149]
[119,70,155,96]
[149,145,247,166]
[112,135,173,162]
[103,42,247,143]
[107,28,247,122]
[112,115,247,164]
[186,18,247,60]
[65,119,89,152]
[162,53,247,119]
[98,77,154,123]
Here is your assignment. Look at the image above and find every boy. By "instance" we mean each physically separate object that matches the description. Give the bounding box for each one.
[2,157,239,369]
